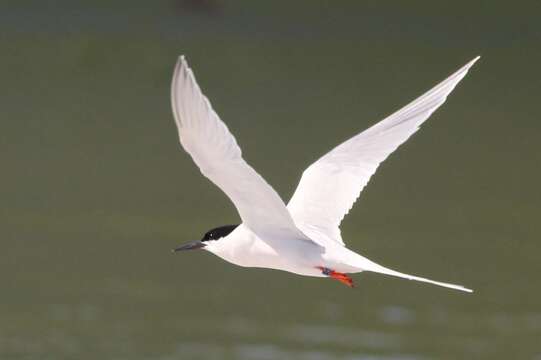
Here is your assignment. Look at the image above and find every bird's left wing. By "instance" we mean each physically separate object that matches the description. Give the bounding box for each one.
[287,57,480,246]
[171,56,313,245]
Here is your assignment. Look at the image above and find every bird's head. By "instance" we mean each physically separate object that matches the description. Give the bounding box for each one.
[172,224,239,253]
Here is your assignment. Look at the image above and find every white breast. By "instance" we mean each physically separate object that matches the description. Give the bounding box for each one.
[205,225,326,277]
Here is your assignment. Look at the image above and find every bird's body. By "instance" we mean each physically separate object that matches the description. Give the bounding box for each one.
[206,224,357,277]
[207,225,323,276]
[171,55,479,292]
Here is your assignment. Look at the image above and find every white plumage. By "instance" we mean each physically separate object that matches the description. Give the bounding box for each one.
[171,56,479,292]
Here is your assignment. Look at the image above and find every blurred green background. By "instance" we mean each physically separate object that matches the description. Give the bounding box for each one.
[1,1,540,359]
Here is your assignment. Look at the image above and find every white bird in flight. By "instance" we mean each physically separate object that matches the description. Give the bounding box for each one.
[172,56,479,292]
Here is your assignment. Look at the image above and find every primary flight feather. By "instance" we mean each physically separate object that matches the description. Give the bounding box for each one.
[172,56,479,292]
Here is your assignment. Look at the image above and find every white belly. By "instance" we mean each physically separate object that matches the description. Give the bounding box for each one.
[205,225,327,277]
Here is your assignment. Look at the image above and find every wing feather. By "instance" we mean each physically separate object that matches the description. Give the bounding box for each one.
[287,57,480,245]
[171,57,309,242]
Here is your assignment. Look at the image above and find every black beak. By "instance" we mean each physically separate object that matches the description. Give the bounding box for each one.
[172,240,206,252]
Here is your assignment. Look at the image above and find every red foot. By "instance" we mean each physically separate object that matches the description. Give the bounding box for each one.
[316,266,354,288]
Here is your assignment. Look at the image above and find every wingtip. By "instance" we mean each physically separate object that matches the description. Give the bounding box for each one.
[177,55,188,69]
[466,55,481,68]
[173,55,193,84]
[452,56,480,78]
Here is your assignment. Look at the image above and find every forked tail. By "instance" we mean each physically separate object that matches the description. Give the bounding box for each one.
[363,262,473,293]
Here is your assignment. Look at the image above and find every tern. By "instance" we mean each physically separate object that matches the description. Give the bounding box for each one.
[172,56,479,292]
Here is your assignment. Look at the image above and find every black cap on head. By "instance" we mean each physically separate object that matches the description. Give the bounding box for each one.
[202,224,239,241]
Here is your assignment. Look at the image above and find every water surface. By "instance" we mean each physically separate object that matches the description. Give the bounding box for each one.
[1,1,540,359]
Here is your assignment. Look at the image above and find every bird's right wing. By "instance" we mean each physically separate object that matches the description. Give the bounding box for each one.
[172,57,314,246]
[287,57,480,246]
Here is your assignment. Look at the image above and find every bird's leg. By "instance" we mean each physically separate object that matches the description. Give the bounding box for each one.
[316,266,354,288]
